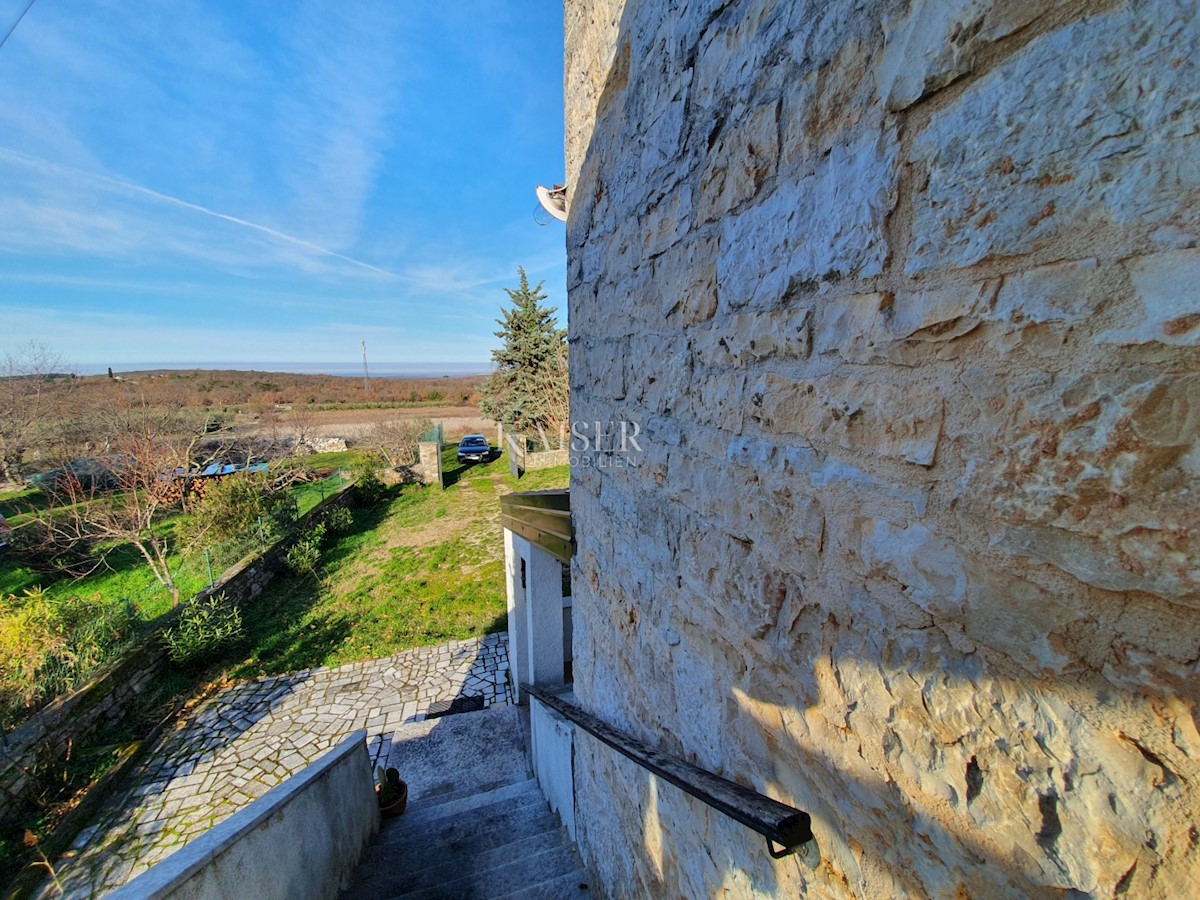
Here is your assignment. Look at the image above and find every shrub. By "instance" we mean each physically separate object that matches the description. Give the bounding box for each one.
[324,505,353,535]
[180,473,298,547]
[162,592,243,666]
[285,522,326,577]
[0,588,135,727]
[351,460,387,506]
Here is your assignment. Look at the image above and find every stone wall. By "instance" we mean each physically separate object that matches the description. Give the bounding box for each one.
[0,485,356,823]
[564,1,1200,897]
[416,440,443,486]
[526,448,570,471]
[0,639,167,823]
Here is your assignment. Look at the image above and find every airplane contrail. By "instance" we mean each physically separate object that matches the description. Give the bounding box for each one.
[0,146,401,278]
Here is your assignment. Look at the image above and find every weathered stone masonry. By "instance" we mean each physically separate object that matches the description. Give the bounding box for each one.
[565,1,1200,896]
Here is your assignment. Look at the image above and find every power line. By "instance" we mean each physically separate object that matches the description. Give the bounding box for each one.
[0,0,36,53]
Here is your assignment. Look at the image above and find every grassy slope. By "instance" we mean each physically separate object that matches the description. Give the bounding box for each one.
[228,450,568,678]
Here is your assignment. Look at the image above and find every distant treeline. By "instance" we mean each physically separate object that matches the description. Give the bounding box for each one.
[78,370,484,409]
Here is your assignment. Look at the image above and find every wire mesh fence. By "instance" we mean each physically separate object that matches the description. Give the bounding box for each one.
[420,421,444,446]
[156,469,350,605]
[291,471,349,517]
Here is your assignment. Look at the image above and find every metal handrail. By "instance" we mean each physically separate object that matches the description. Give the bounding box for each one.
[522,683,813,858]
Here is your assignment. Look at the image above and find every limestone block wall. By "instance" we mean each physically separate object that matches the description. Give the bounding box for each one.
[564,0,1200,896]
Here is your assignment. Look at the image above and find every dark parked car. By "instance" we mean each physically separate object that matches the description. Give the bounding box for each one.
[457,435,492,464]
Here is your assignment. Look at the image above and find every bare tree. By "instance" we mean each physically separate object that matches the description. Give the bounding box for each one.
[0,342,76,483]
[254,404,286,447]
[284,405,321,455]
[32,395,225,605]
[359,417,432,469]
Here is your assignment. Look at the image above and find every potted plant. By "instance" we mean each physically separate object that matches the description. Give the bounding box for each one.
[375,766,408,819]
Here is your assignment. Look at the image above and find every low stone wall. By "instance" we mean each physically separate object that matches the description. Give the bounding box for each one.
[0,484,356,823]
[525,449,569,470]
[106,731,378,900]
[0,638,169,822]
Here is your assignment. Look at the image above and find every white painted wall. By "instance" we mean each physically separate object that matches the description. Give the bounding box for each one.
[504,528,529,702]
[504,530,567,703]
[109,731,378,900]
[524,542,566,688]
[530,694,577,843]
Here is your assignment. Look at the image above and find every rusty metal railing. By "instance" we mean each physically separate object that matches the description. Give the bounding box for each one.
[522,684,813,858]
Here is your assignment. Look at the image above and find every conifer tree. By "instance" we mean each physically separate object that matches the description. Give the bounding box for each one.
[479,268,568,446]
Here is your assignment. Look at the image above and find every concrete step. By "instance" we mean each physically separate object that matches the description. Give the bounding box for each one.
[416,772,533,813]
[348,824,571,898]
[342,700,589,900]
[363,798,558,869]
[495,869,593,900]
[383,843,584,900]
[380,705,530,806]
[383,778,543,835]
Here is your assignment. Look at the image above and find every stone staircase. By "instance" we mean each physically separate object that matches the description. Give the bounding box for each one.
[342,705,590,900]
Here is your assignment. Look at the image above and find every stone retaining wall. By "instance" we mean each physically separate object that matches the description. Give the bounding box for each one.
[0,485,356,823]
[526,449,569,470]
[565,1,1200,897]
[0,640,168,823]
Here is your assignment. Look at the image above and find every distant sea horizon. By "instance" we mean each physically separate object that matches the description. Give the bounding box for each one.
[77,361,493,378]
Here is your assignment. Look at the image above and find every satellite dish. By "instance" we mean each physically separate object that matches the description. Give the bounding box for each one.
[535,183,568,223]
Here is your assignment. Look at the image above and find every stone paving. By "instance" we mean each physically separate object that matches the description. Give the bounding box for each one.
[41,633,512,898]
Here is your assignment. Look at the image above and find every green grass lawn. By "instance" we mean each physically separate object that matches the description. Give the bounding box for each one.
[276,449,367,473]
[0,448,566,726]
[228,451,568,678]
[291,471,351,516]
[0,486,49,524]
[0,470,350,613]
[0,519,200,617]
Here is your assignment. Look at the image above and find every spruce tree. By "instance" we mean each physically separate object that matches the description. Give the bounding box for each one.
[479,268,568,446]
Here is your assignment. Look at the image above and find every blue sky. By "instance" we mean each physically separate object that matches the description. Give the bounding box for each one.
[0,0,566,372]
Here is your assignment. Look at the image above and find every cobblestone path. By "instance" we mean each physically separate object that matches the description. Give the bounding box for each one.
[42,633,512,898]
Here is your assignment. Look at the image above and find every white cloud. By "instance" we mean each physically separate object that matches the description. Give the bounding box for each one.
[0,147,402,277]
[272,2,406,251]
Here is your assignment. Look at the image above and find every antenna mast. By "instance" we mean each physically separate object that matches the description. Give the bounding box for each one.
[361,339,370,393]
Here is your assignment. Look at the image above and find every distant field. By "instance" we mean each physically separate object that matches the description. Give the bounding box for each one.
[0,371,497,485]
[295,407,494,443]
[88,369,488,409]
[29,369,493,447]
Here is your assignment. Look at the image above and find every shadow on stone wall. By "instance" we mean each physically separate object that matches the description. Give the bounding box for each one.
[561,0,1200,896]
